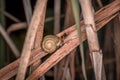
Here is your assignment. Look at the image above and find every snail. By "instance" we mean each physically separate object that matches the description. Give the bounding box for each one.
[42,35,62,53]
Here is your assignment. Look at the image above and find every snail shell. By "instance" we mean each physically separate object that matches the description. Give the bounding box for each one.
[42,35,61,53]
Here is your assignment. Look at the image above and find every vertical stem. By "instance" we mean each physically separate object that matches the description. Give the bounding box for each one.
[71,0,87,79]
[30,0,46,79]
[54,0,61,34]
[69,50,75,80]
[96,0,103,8]
[103,22,114,80]
[61,0,75,80]
[16,0,47,80]
[114,0,120,79]
[61,56,70,80]
[54,0,61,79]
[113,16,120,80]
[23,0,32,24]
[0,0,5,68]
[79,0,106,80]
[0,0,5,26]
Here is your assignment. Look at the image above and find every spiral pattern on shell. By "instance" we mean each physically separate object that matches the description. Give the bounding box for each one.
[42,35,61,53]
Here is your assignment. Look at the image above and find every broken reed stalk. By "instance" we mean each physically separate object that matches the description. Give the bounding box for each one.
[16,0,47,80]
[79,0,104,80]
[0,24,20,57]
[0,1,119,79]
[79,0,106,80]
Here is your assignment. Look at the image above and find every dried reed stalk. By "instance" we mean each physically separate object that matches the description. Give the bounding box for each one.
[16,0,47,80]
[30,0,47,79]
[79,0,106,80]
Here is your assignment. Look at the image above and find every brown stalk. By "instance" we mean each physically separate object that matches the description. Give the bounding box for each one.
[113,0,120,79]
[23,0,32,24]
[66,68,71,80]
[61,56,71,80]
[0,24,20,57]
[113,16,120,80]
[64,0,75,28]
[54,0,61,79]
[103,22,114,80]
[79,0,107,80]
[0,1,119,79]
[69,50,75,80]
[54,0,61,34]
[16,0,47,80]
[30,0,47,79]
[96,0,103,8]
